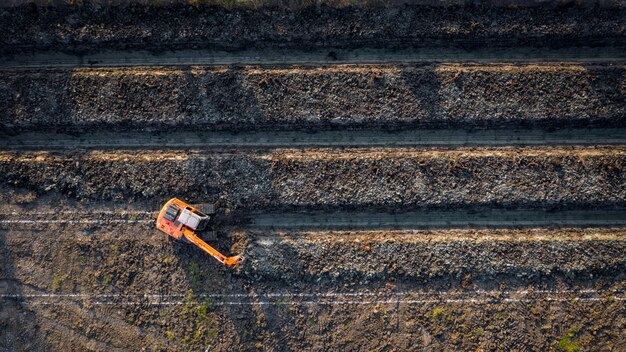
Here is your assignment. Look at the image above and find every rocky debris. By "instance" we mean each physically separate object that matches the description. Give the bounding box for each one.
[1,64,625,132]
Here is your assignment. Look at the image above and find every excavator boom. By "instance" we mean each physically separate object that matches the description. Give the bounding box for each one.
[156,198,242,266]
[182,228,242,266]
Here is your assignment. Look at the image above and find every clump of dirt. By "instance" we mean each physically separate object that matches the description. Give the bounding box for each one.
[2,64,624,132]
[0,5,624,54]
[0,147,623,210]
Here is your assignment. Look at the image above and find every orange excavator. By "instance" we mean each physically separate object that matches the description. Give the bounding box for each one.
[156,198,243,266]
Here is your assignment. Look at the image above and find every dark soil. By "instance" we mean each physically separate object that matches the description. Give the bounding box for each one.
[1,5,625,54]
[1,64,625,133]
[245,228,626,284]
[0,147,624,210]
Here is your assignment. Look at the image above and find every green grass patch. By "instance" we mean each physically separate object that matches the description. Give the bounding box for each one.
[179,293,219,347]
[495,311,508,319]
[557,328,581,352]
[431,306,451,323]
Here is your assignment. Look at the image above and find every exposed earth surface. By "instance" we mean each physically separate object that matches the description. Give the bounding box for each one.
[0,2,625,351]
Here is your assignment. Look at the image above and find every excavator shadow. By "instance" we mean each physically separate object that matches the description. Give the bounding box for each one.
[172,229,301,350]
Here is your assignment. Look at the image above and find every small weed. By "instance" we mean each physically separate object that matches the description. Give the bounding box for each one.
[202,298,214,311]
[431,306,450,322]
[274,296,291,313]
[180,293,218,347]
[306,316,317,327]
[222,0,236,10]
[112,243,120,255]
[195,298,214,321]
[166,330,175,341]
[102,274,112,285]
[52,274,64,292]
[206,328,218,339]
[472,328,484,338]
[188,261,201,289]
[163,256,174,265]
[495,311,508,319]
[557,328,581,352]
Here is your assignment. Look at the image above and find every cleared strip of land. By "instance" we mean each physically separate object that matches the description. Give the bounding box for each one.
[2,208,626,230]
[2,47,626,68]
[245,209,626,229]
[2,5,624,56]
[2,222,623,350]
[3,291,623,306]
[2,225,624,292]
[2,128,625,149]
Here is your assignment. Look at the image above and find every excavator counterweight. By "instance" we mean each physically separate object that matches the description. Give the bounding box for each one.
[156,198,242,266]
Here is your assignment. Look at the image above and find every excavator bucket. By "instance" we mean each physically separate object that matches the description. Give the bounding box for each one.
[156,198,243,266]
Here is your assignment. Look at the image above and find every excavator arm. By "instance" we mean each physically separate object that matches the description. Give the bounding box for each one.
[157,198,243,267]
[182,228,243,267]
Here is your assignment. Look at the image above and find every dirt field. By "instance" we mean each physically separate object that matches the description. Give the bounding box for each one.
[0,2,625,352]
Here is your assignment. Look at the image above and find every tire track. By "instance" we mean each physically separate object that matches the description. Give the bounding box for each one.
[3,289,623,306]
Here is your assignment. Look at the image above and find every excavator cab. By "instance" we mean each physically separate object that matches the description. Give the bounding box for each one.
[157,198,242,266]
